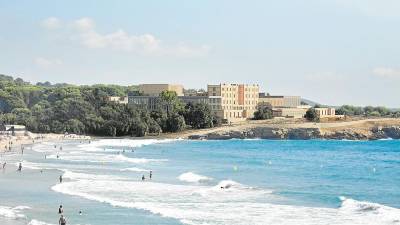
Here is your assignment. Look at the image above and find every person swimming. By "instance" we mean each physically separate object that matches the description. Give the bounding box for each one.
[58,205,63,214]
[79,210,82,215]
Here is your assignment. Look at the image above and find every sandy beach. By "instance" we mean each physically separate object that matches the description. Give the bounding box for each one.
[0,132,91,154]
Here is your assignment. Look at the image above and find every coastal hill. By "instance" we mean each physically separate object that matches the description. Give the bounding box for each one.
[163,118,400,141]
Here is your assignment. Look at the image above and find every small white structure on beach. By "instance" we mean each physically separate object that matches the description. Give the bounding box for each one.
[0,125,26,136]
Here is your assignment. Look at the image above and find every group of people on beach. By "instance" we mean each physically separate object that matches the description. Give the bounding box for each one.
[141,170,153,181]
[58,203,83,224]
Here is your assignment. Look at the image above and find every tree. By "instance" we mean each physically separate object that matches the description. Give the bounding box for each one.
[254,106,273,120]
[12,108,32,125]
[159,90,184,114]
[130,120,148,137]
[66,119,85,134]
[166,113,186,132]
[305,108,319,122]
[148,118,162,134]
[184,103,214,129]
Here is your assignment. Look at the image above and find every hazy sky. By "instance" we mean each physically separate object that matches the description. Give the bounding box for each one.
[1,0,399,107]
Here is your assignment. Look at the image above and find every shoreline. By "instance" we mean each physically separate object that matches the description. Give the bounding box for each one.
[2,118,399,147]
[0,132,91,154]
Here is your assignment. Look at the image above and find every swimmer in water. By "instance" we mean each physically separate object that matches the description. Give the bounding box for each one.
[59,215,67,225]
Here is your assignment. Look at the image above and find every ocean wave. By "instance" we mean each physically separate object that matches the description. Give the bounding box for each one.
[62,170,129,181]
[0,205,29,219]
[178,172,213,183]
[28,219,55,225]
[78,138,181,150]
[120,167,149,172]
[47,152,167,164]
[51,172,400,225]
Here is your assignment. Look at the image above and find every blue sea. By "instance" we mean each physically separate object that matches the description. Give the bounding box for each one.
[0,139,399,225]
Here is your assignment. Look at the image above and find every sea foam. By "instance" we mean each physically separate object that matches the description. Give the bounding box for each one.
[51,171,400,225]
[0,205,29,219]
[178,172,213,183]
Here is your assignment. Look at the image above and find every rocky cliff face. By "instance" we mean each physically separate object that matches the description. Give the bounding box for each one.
[190,126,400,141]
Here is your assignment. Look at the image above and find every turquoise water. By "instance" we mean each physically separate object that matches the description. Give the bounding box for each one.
[0,139,399,225]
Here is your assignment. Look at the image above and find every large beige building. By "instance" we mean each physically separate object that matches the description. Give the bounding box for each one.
[207,83,259,122]
[258,94,301,108]
[138,84,184,96]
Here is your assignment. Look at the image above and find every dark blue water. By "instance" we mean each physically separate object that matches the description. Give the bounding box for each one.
[1,139,399,225]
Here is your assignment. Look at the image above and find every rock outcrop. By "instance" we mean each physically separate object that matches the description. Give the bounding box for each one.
[188,125,400,141]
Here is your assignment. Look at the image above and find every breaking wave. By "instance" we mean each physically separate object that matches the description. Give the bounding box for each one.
[51,170,400,225]
[178,172,213,183]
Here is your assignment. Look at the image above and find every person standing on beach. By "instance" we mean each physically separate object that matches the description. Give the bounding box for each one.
[59,214,67,225]
[59,175,63,183]
[142,175,145,181]
[17,162,22,171]
[58,205,63,214]
[149,170,152,180]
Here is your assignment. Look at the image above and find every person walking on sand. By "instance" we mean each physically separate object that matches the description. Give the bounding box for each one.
[2,162,6,170]
[58,205,63,214]
[59,214,67,225]
[59,175,63,183]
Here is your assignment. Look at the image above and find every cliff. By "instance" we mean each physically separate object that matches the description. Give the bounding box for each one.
[185,118,400,141]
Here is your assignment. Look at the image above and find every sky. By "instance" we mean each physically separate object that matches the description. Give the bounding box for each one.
[1,0,400,107]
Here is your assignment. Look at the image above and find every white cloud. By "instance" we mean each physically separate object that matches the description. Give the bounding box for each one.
[373,67,400,79]
[73,17,95,31]
[41,17,61,29]
[68,17,210,57]
[34,57,63,68]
